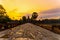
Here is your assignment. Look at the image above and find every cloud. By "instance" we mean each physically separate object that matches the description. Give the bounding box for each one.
[38,8,60,19]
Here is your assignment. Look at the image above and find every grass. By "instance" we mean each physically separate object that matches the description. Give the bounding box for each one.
[37,24,60,34]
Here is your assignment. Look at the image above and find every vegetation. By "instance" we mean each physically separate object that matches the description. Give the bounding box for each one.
[0,5,11,23]
[0,5,12,30]
[0,5,60,34]
[31,12,38,20]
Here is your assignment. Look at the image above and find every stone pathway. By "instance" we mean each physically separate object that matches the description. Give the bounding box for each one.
[0,23,60,40]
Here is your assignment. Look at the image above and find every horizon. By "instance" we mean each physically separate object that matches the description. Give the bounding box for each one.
[0,0,60,20]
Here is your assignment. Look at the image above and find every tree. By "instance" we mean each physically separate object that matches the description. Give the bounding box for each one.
[4,15,11,22]
[0,5,6,23]
[31,12,38,20]
[0,5,6,16]
[22,16,26,23]
[27,16,30,20]
[0,5,11,23]
[27,16,30,22]
[22,16,26,20]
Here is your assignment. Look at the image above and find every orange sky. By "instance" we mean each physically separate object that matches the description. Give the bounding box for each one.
[0,0,60,20]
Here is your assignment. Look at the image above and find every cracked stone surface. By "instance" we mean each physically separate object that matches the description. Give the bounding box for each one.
[0,23,60,40]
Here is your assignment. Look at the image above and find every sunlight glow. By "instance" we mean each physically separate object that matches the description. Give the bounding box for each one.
[0,0,2,4]
[0,0,60,20]
[17,5,31,13]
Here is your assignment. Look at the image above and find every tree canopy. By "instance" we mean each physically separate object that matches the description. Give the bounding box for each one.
[31,12,38,20]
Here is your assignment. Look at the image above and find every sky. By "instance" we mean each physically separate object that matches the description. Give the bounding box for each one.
[0,0,60,20]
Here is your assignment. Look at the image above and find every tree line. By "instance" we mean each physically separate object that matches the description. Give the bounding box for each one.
[0,5,60,31]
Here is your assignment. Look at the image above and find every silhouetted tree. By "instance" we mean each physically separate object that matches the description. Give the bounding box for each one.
[0,5,6,23]
[31,12,38,20]
[22,16,26,23]
[30,12,38,23]
[27,16,30,20]
[0,5,11,23]
[19,19,23,24]
[0,5,12,29]
[27,16,30,22]
[22,16,26,20]
[4,15,11,22]
[0,5,6,16]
